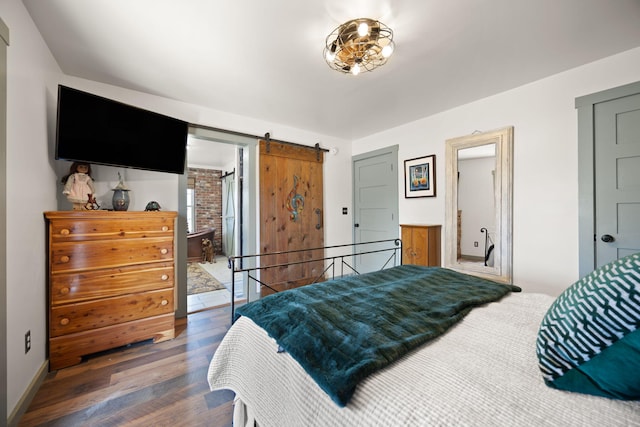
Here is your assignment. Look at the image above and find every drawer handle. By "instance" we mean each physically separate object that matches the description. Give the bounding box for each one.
[60,229,70,235]
[160,248,168,255]
[161,274,169,281]
[162,226,169,232]
[60,318,70,326]
[60,287,70,295]
[60,255,70,263]
[161,299,168,306]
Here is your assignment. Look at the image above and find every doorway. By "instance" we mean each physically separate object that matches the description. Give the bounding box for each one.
[184,133,252,313]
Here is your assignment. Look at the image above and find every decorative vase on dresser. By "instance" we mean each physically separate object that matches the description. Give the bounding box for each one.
[111,188,131,211]
[400,224,442,267]
[44,210,177,370]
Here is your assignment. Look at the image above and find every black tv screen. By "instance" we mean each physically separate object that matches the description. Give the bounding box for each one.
[55,85,188,174]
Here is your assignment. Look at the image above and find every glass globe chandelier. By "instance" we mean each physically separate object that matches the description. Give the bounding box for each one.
[323,18,395,76]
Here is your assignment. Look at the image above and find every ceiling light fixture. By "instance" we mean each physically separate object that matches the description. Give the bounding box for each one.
[324,18,394,76]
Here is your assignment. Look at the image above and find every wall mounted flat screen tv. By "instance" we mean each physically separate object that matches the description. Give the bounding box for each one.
[55,85,188,174]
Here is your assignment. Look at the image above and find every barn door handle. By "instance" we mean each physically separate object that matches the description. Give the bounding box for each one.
[315,208,322,230]
[601,234,615,243]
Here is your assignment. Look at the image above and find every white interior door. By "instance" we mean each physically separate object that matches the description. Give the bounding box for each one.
[222,172,236,257]
[352,146,399,273]
[595,92,640,266]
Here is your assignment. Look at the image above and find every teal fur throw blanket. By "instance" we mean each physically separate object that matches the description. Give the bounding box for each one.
[235,265,520,406]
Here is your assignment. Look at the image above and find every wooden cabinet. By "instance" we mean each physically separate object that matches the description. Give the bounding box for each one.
[44,211,177,370]
[401,224,442,266]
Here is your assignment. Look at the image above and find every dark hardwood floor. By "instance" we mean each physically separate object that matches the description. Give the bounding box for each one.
[19,306,235,427]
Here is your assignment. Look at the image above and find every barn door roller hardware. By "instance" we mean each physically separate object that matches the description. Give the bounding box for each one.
[264,132,329,159]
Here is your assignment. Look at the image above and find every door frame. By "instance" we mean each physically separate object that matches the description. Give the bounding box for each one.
[176,126,257,317]
[1,17,8,425]
[576,80,640,276]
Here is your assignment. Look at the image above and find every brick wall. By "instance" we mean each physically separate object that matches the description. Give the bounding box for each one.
[189,167,222,255]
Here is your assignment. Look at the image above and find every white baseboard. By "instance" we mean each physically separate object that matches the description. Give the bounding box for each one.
[7,360,48,427]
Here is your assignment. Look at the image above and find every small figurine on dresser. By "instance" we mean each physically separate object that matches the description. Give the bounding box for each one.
[61,162,96,210]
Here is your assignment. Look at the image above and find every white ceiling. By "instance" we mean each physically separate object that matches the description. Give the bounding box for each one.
[24,0,640,143]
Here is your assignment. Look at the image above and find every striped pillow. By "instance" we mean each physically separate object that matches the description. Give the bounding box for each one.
[536,253,640,399]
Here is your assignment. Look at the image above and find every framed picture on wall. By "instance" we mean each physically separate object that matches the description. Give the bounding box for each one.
[404,155,436,198]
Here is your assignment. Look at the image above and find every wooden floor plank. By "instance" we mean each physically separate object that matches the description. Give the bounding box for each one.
[18,306,234,426]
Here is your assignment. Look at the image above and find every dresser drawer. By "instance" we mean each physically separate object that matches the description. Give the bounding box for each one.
[50,288,174,337]
[50,262,174,305]
[49,216,175,243]
[49,313,175,370]
[50,237,174,273]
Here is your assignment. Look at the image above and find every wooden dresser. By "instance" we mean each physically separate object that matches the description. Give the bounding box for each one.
[400,224,442,267]
[44,211,177,370]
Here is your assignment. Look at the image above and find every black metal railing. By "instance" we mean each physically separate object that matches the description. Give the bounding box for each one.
[227,238,402,322]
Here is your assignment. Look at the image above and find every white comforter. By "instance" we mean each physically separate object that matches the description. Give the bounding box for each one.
[208,293,640,426]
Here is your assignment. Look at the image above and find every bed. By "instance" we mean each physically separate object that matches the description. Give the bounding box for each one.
[208,248,640,426]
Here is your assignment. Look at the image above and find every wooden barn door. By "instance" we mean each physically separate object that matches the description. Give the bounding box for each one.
[259,139,324,296]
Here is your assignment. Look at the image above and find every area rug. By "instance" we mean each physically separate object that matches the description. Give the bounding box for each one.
[187,263,226,295]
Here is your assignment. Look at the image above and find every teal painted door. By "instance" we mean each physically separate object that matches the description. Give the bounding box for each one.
[595,92,640,266]
[353,147,399,273]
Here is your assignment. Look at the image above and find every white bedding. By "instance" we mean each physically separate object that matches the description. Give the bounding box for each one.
[207,293,640,426]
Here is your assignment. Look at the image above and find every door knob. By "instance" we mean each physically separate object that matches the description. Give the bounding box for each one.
[601,234,615,243]
[354,223,359,228]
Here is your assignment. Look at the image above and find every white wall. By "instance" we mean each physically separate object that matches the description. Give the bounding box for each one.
[353,46,640,297]
[55,162,180,212]
[2,0,62,419]
[2,0,352,419]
